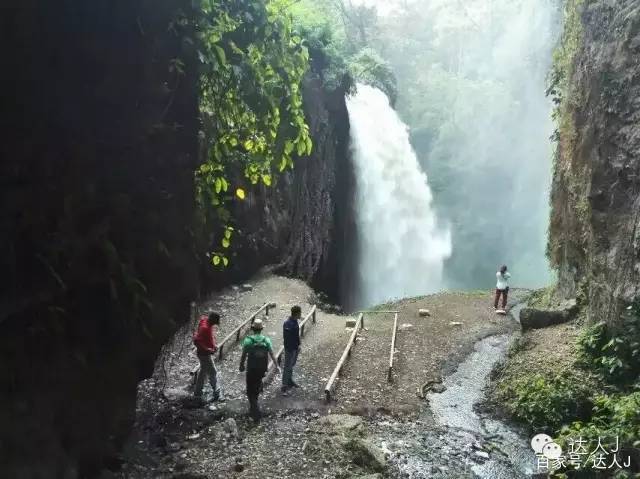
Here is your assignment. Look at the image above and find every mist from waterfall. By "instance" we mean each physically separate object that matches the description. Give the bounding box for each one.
[346,84,452,309]
[371,0,562,290]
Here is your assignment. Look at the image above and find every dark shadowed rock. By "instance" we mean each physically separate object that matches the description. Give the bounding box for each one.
[520,299,578,330]
[346,438,387,472]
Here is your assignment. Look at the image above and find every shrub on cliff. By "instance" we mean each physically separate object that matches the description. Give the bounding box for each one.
[577,302,640,388]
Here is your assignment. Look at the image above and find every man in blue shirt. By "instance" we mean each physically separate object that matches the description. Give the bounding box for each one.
[282,305,302,394]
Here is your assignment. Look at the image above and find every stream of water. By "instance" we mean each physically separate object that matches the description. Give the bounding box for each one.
[381,304,536,478]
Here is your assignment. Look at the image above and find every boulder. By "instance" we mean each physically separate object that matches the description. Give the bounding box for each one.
[520,299,578,330]
[346,318,357,328]
[418,309,431,317]
[222,418,239,438]
[347,438,387,472]
[313,414,364,436]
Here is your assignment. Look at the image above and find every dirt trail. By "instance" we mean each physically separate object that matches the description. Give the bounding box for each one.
[262,310,351,408]
[333,313,394,407]
[122,275,530,479]
[142,272,354,412]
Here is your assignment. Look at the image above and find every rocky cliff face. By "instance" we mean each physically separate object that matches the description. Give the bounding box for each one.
[549,0,640,324]
[1,1,199,476]
[1,3,353,476]
[220,75,355,305]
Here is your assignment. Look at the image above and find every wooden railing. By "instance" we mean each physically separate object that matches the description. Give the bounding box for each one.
[217,302,276,360]
[299,304,317,339]
[265,305,317,381]
[324,313,364,402]
[388,312,399,382]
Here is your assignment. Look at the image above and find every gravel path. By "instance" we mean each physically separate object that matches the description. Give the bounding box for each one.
[124,275,531,479]
[142,271,354,412]
[332,313,395,408]
[261,310,352,409]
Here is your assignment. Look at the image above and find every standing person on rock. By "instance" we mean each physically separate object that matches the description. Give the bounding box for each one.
[239,319,279,422]
[193,312,224,402]
[494,265,511,311]
[281,305,302,395]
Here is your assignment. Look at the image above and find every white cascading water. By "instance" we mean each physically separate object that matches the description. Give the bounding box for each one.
[346,84,452,309]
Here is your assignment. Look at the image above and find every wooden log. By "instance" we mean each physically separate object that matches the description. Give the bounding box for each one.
[358,310,399,314]
[299,305,317,338]
[217,302,271,360]
[388,313,399,383]
[324,313,364,401]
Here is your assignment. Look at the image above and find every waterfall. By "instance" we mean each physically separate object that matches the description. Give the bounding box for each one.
[346,84,452,309]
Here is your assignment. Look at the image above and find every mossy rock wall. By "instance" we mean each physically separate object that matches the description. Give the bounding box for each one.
[549,0,640,324]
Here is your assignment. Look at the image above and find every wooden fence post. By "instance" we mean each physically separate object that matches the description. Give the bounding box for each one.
[388,312,399,382]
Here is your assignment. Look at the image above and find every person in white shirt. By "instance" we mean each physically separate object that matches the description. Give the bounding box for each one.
[494,265,511,310]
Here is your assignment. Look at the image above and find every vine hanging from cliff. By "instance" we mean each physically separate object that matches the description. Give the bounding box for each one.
[192,0,313,267]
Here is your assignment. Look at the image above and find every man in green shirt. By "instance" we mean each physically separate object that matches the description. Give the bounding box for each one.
[239,318,279,422]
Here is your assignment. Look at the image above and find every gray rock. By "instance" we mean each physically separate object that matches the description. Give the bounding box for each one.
[314,414,364,435]
[475,450,490,460]
[430,383,447,394]
[240,284,253,292]
[520,299,577,330]
[347,438,387,472]
[418,309,431,317]
[223,418,239,438]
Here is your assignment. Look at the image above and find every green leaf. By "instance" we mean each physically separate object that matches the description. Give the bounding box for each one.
[284,140,294,154]
[224,229,232,239]
[236,188,246,200]
[222,238,230,248]
[243,139,254,151]
[262,174,272,186]
[305,136,313,155]
[222,257,229,267]
[214,45,226,66]
[213,255,221,266]
[296,139,306,156]
[215,178,222,194]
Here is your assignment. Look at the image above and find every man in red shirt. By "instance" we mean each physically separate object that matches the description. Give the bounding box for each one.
[193,312,223,401]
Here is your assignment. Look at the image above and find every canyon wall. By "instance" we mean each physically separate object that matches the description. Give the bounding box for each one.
[549,0,640,323]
